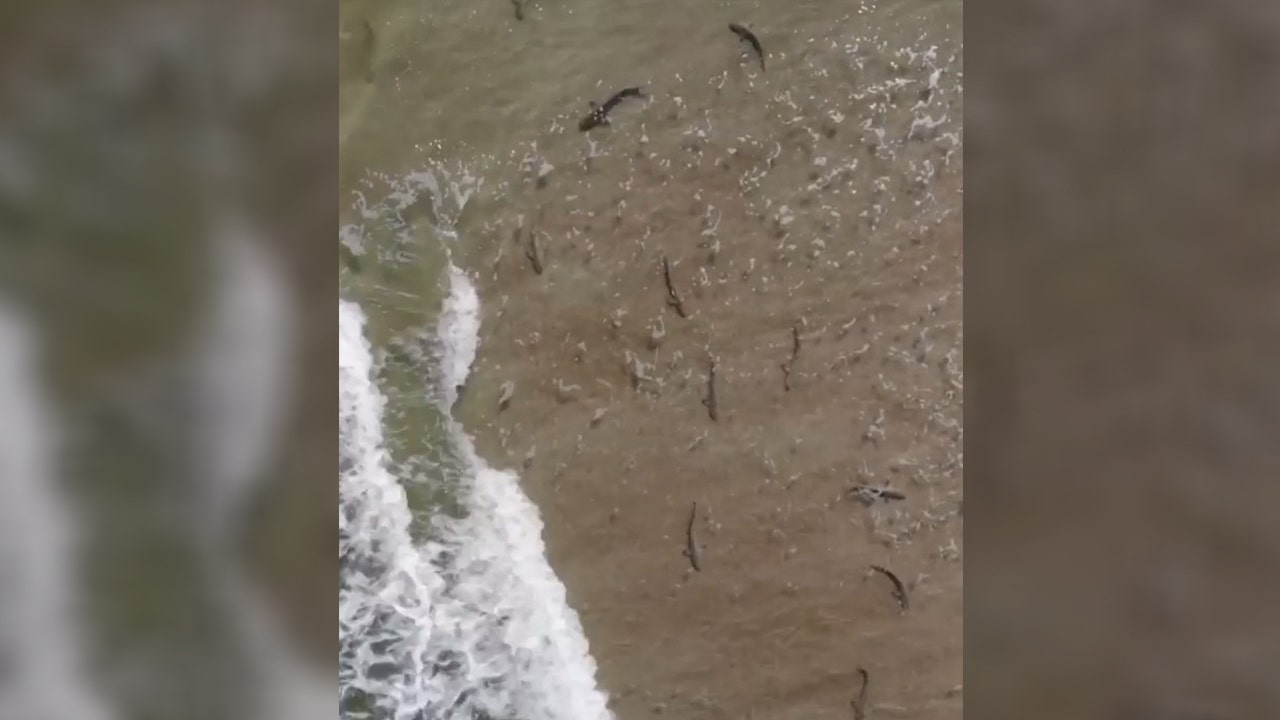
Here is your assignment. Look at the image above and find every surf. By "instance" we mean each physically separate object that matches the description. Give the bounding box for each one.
[339,255,612,719]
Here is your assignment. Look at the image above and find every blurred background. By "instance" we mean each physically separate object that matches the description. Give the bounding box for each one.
[965,1,1280,718]
[0,1,334,719]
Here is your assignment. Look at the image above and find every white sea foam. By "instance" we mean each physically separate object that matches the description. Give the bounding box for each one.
[436,266,613,719]
[340,281,612,720]
[0,300,116,720]
[435,265,480,409]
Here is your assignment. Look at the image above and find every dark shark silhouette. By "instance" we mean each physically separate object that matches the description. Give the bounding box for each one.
[729,23,766,72]
[578,87,645,131]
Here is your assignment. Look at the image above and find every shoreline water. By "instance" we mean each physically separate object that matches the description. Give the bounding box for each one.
[340,0,962,716]
[340,284,614,720]
[435,265,614,719]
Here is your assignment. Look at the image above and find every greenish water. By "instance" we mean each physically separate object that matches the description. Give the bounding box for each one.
[338,173,460,526]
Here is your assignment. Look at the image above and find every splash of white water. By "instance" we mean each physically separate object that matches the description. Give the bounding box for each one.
[339,273,613,720]
[436,264,480,410]
[435,265,613,719]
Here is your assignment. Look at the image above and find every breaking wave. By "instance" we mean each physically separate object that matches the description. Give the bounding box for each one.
[339,267,612,720]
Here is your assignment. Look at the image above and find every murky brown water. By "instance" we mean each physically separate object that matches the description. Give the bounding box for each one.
[340,0,962,717]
